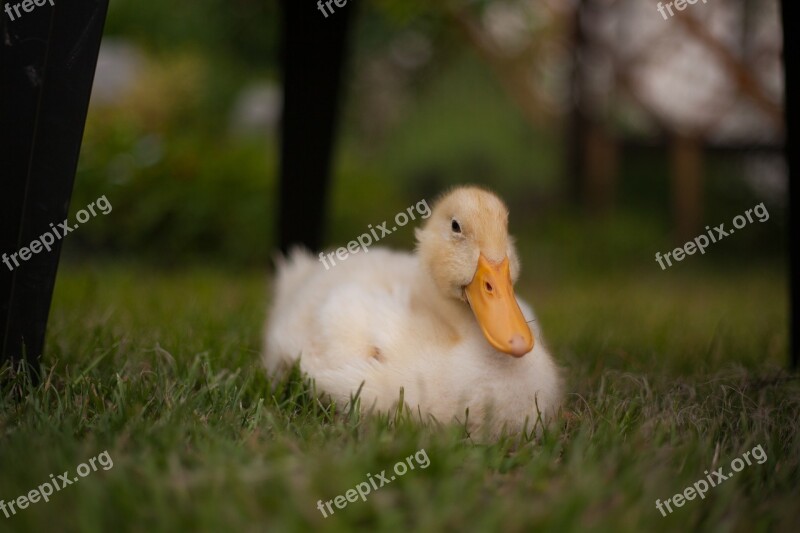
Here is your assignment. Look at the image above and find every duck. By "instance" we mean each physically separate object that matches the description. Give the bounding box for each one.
[263,186,562,438]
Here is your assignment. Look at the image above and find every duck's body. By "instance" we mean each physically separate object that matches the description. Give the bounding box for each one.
[263,187,562,437]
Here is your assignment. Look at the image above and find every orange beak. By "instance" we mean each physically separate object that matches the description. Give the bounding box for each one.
[464,254,534,357]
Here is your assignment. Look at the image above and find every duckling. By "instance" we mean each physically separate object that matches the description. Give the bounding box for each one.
[263,186,562,437]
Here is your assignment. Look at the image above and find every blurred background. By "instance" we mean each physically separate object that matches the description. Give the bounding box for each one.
[1,3,791,529]
[68,0,786,278]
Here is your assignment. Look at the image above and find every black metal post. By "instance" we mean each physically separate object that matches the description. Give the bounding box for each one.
[277,0,355,254]
[0,0,109,373]
[566,0,588,206]
[781,0,798,369]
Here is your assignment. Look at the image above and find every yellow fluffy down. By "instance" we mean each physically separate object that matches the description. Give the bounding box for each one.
[263,186,562,438]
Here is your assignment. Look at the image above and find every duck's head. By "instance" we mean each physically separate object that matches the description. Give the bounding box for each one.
[415,186,534,357]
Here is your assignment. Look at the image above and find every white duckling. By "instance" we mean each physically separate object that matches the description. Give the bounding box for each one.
[263,186,562,437]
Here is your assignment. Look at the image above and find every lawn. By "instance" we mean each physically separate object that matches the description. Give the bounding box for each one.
[0,253,796,532]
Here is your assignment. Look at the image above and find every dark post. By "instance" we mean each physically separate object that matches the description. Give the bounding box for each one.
[566,0,588,206]
[781,0,798,369]
[277,0,355,254]
[0,0,110,372]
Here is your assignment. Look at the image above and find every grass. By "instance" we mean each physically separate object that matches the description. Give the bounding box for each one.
[0,255,797,532]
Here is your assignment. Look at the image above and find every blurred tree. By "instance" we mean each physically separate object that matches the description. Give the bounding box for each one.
[104,0,280,72]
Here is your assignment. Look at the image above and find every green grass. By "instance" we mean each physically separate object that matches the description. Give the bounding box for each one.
[0,258,797,532]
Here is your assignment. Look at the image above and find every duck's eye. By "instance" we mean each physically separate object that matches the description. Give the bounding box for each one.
[451,219,461,234]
